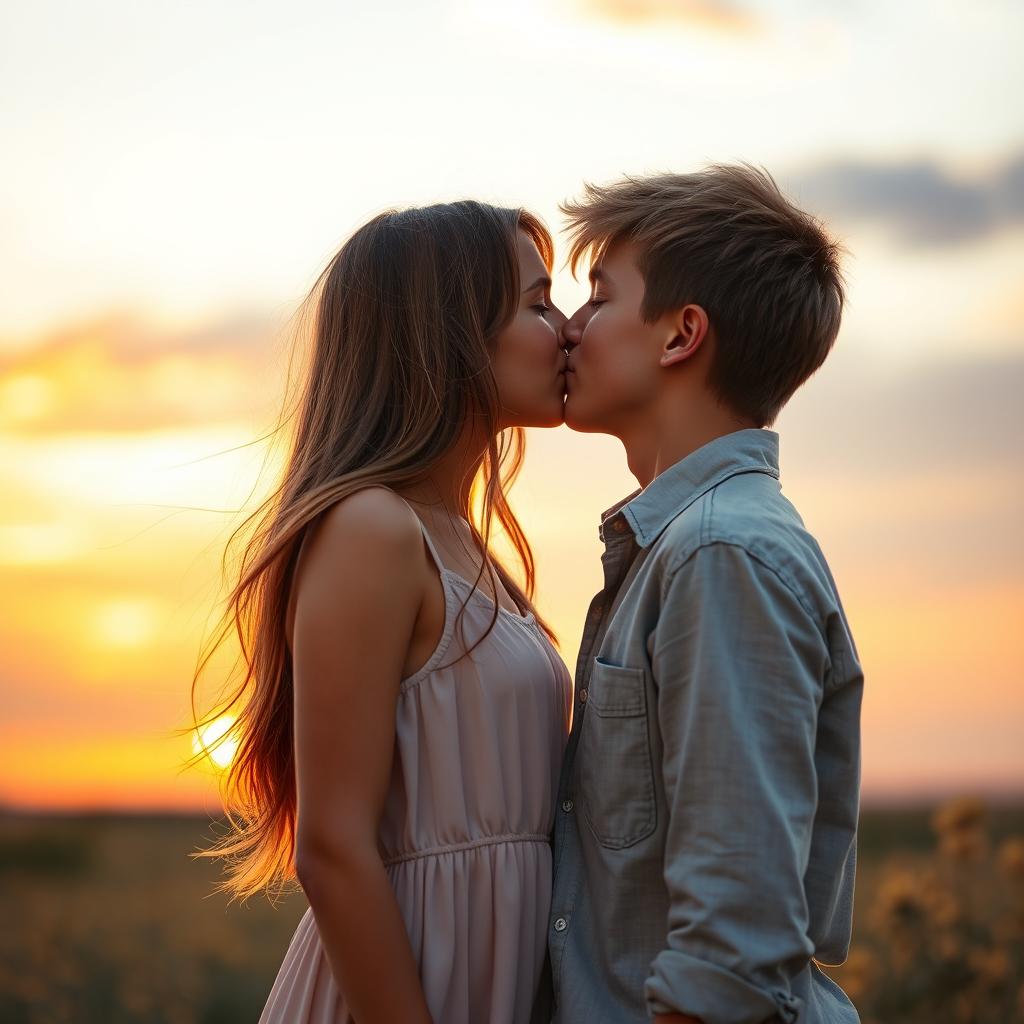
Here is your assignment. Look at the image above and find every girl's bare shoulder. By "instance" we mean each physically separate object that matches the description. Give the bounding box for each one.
[293,486,426,611]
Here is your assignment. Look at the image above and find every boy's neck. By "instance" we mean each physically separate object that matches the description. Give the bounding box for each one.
[620,396,760,489]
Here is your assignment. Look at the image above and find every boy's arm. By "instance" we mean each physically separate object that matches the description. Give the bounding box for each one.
[643,542,825,1024]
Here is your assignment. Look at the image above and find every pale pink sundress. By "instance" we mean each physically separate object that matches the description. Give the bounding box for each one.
[259,503,573,1024]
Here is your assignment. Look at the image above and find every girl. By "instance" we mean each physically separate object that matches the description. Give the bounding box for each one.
[190,201,573,1023]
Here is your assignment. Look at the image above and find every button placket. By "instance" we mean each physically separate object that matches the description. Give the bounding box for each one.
[549,509,638,993]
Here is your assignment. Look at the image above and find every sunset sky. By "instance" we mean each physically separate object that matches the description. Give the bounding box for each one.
[1,0,1022,812]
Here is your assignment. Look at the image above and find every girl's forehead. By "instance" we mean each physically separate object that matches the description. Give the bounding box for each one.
[516,231,548,274]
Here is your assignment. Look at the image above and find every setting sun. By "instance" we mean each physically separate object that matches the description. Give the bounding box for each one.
[191,714,239,771]
[94,597,160,649]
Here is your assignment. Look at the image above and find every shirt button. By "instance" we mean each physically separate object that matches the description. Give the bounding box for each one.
[578,688,588,704]
[613,518,628,533]
[562,798,574,812]
[553,917,568,932]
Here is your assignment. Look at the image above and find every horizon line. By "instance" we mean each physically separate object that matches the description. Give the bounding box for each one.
[4,788,1024,819]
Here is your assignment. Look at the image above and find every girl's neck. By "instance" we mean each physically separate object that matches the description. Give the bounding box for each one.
[395,422,489,522]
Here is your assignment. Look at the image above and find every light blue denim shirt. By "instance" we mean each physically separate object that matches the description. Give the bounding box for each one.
[543,428,863,1024]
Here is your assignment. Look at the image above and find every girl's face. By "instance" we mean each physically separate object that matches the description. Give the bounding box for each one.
[492,231,568,429]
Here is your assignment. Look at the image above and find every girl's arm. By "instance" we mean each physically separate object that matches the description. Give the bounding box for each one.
[290,487,433,1023]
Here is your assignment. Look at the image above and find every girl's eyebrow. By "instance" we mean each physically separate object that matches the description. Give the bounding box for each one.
[521,275,552,293]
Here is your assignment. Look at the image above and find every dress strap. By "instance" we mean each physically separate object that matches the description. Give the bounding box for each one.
[392,493,447,576]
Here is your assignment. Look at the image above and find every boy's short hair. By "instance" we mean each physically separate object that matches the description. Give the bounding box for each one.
[560,163,848,427]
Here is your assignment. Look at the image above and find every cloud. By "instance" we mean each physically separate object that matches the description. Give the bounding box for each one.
[0,310,287,435]
[776,349,1024,586]
[577,0,764,33]
[785,152,1024,246]
[781,348,1024,473]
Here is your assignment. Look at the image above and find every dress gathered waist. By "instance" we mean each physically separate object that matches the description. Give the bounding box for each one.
[381,832,552,867]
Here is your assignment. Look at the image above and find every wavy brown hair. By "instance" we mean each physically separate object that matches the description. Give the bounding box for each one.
[181,201,557,903]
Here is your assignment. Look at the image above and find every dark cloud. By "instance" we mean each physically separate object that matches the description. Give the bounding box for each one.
[776,348,1024,585]
[784,152,1024,246]
[780,348,1024,473]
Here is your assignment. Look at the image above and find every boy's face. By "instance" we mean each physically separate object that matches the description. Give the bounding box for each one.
[561,238,667,435]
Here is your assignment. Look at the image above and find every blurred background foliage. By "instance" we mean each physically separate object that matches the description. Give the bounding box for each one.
[2,798,1022,1022]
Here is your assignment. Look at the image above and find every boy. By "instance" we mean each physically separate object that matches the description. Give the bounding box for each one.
[546,164,863,1023]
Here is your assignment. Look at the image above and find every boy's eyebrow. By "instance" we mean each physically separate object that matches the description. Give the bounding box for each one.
[588,266,606,285]
[521,275,551,293]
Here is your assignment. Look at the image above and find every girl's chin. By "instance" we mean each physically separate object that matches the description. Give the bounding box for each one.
[533,405,567,429]
[538,397,569,428]
[501,401,566,430]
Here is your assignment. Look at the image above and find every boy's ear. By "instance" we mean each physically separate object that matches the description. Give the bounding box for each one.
[660,304,709,368]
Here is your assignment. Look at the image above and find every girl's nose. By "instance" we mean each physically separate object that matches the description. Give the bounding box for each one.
[561,309,584,349]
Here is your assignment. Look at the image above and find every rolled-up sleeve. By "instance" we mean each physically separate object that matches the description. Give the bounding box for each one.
[643,542,827,1024]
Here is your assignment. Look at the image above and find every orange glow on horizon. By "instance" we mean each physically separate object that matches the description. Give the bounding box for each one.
[2,288,1022,814]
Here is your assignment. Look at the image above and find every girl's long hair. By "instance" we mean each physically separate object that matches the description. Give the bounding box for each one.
[182,201,557,903]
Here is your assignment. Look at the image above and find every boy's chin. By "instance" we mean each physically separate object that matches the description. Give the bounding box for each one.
[563,397,606,434]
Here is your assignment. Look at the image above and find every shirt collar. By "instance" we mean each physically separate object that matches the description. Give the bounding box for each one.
[599,428,781,548]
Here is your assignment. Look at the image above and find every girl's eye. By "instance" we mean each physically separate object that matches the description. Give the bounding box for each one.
[532,303,551,315]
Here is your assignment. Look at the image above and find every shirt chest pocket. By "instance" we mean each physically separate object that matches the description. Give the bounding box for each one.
[578,659,657,849]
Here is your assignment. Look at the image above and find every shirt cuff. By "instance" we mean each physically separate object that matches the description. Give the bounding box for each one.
[644,949,803,1023]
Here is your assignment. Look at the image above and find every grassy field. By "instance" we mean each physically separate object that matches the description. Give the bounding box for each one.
[1,801,1022,1023]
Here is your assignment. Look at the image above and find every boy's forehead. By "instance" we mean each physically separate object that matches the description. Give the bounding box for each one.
[589,237,641,283]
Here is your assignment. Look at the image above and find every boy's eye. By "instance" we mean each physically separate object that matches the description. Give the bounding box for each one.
[589,298,606,308]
